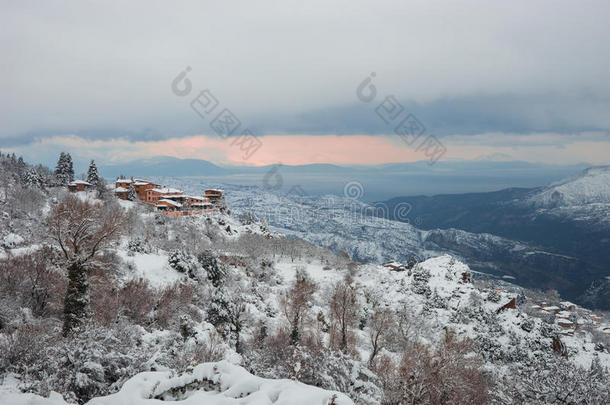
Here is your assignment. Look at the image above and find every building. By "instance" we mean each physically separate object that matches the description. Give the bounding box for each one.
[146,187,184,204]
[204,189,224,205]
[115,178,133,189]
[133,179,159,201]
[114,187,129,200]
[383,261,406,271]
[68,180,92,192]
[112,175,223,216]
[156,198,183,212]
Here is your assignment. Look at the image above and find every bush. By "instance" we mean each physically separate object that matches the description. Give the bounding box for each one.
[197,250,225,286]
[381,332,491,404]
[487,289,502,303]
[156,282,194,329]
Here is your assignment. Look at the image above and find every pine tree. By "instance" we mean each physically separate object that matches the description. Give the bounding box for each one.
[23,167,44,188]
[127,185,136,201]
[54,152,75,185]
[86,160,101,185]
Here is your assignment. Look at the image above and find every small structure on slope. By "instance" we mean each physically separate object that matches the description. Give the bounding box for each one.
[496,297,517,313]
[383,261,406,271]
[68,180,92,192]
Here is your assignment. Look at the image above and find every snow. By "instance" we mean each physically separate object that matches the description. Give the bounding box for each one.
[117,250,183,288]
[529,165,610,207]
[157,199,182,207]
[70,180,92,185]
[267,254,610,372]
[0,391,71,405]
[114,187,129,192]
[88,361,352,405]
[2,233,24,248]
[116,199,136,209]
[150,187,182,194]
[0,362,353,405]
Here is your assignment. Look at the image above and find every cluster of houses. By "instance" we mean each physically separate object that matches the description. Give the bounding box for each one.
[113,177,225,216]
[531,300,610,337]
[66,177,225,216]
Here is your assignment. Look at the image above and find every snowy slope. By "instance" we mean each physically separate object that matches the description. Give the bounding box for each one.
[269,255,610,371]
[528,166,610,207]
[141,177,595,294]
[1,361,353,405]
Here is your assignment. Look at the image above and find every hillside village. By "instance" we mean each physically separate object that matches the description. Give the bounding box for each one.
[112,177,225,216]
[61,156,226,216]
[381,260,610,341]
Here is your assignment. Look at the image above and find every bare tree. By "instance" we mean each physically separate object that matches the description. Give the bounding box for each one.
[379,331,491,404]
[329,276,359,352]
[368,308,395,366]
[282,268,317,345]
[45,195,129,335]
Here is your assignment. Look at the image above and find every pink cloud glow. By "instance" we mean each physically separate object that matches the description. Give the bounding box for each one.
[131,134,425,166]
[14,132,610,167]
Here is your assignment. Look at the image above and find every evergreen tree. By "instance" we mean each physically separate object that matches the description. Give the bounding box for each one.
[197,250,226,287]
[23,167,44,188]
[86,160,101,185]
[54,152,75,185]
[127,185,136,201]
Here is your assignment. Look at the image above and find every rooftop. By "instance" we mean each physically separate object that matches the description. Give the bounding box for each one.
[157,199,182,207]
[150,188,183,194]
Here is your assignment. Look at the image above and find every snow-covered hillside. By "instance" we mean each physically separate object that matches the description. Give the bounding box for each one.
[529,166,610,207]
[1,160,609,405]
[140,177,606,306]
[1,361,353,405]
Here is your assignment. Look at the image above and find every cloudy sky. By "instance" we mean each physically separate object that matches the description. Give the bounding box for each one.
[1,0,609,167]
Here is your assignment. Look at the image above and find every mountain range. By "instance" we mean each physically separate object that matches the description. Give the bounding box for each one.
[99,157,590,200]
[150,166,610,309]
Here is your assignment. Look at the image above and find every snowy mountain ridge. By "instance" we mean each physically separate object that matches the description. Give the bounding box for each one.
[528,165,610,207]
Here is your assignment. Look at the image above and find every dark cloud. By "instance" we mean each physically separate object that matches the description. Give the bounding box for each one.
[249,92,610,136]
[1,0,610,147]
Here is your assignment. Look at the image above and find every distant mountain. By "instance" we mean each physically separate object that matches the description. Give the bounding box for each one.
[100,156,230,178]
[142,175,602,309]
[380,166,610,308]
[527,165,610,207]
[106,157,590,200]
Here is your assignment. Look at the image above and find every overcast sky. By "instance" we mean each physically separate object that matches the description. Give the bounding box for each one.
[1,0,609,166]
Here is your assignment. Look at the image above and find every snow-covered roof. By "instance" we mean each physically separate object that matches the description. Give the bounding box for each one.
[69,180,92,185]
[161,194,187,199]
[191,202,214,207]
[134,181,151,186]
[157,199,182,207]
[150,187,182,194]
[114,187,129,192]
[116,179,132,183]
